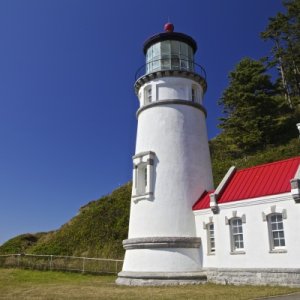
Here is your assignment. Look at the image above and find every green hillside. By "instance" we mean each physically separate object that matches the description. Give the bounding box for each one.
[0,233,47,254]
[1,139,299,258]
[0,183,131,259]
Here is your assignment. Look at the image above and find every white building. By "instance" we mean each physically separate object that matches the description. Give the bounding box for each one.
[193,156,300,286]
[117,24,300,286]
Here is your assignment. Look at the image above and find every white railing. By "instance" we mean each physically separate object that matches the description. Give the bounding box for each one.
[0,254,123,274]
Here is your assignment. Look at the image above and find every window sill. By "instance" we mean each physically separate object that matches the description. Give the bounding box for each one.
[230,251,246,255]
[132,193,153,203]
[207,252,215,256]
[269,249,287,254]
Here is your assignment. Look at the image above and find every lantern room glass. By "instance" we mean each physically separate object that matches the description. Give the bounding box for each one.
[146,40,194,73]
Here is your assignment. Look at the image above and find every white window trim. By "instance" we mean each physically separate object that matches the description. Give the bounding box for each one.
[203,217,215,255]
[262,206,287,254]
[132,151,155,203]
[225,211,246,255]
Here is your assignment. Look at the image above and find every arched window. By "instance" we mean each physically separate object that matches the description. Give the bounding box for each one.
[132,151,155,203]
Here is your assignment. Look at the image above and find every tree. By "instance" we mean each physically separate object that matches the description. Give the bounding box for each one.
[218,58,284,154]
[261,0,300,107]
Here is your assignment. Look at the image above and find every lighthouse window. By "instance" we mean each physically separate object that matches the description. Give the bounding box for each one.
[180,43,189,70]
[137,164,147,195]
[132,151,155,202]
[144,167,147,188]
[191,87,196,102]
[146,41,194,73]
[188,46,194,70]
[152,43,160,71]
[171,41,180,69]
[161,41,171,70]
[145,86,152,104]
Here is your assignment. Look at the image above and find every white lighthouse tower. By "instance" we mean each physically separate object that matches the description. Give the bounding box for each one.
[117,23,214,285]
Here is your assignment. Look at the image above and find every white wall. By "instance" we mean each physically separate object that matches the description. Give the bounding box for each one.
[122,75,212,273]
[139,77,204,105]
[194,193,300,269]
[122,248,202,272]
[128,103,213,238]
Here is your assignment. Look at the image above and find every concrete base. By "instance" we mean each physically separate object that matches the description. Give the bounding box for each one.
[205,268,300,287]
[116,271,207,286]
[117,269,300,287]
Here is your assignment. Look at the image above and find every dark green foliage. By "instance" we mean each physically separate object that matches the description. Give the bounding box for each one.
[219,58,286,154]
[261,0,300,105]
[0,183,131,259]
[218,57,299,155]
[211,138,300,185]
[0,233,46,254]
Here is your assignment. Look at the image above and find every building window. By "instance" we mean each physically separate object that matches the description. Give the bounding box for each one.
[268,213,286,251]
[132,151,155,202]
[230,217,244,252]
[207,223,215,254]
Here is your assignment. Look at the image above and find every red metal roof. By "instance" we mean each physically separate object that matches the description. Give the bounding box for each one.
[193,156,300,211]
[192,190,214,210]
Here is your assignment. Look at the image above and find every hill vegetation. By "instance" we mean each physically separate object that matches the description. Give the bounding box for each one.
[0,139,298,258]
[28,182,131,259]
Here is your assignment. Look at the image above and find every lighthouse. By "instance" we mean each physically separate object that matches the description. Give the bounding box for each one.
[117,23,214,285]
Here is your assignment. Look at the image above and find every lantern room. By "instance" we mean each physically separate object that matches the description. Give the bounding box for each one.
[143,23,197,74]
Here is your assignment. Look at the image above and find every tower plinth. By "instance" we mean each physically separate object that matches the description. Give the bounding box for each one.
[117,24,213,286]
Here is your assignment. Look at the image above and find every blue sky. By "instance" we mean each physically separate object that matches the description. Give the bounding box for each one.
[0,0,284,245]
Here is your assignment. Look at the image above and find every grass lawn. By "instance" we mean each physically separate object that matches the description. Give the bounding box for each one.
[0,268,299,300]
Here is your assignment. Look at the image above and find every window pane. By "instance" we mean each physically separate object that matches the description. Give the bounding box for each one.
[180,42,188,58]
[147,47,153,60]
[171,41,180,55]
[231,218,244,251]
[207,223,215,253]
[144,168,147,187]
[269,213,285,249]
[181,60,188,70]
[152,43,160,59]
[152,60,159,71]
[161,57,170,70]
[171,57,180,69]
[161,41,170,56]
